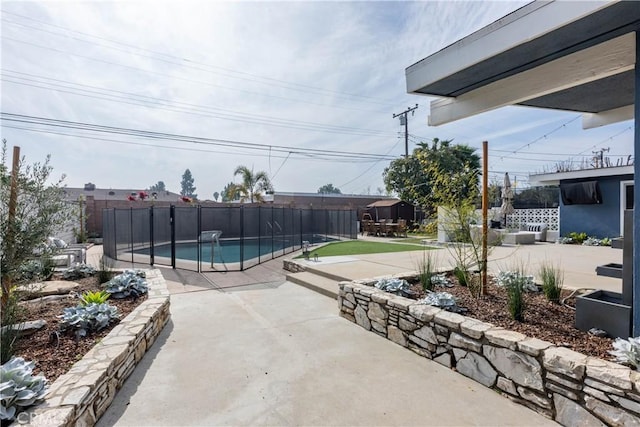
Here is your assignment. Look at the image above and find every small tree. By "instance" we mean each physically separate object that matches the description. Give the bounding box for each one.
[317,183,341,194]
[180,169,197,199]
[1,142,71,306]
[428,159,496,298]
[230,165,273,203]
[149,180,166,192]
[213,191,220,201]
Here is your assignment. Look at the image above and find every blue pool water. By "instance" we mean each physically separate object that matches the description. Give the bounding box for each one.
[135,235,336,263]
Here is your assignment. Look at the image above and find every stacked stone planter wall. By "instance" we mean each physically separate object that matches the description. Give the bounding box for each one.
[339,280,640,426]
[15,269,171,427]
[283,259,306,273]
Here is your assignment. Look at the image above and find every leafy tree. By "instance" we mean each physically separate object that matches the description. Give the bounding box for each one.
[221,182,238,202]
[1,141,72,307]
[180,169,197,199]
[428,159,493,298]
[213,191,220,201]
[149,181,166,192]
[383,138,480,216]
[230,165,273,203]
[317,183,341,194]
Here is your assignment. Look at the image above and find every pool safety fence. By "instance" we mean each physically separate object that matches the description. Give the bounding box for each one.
[102,205,357,272]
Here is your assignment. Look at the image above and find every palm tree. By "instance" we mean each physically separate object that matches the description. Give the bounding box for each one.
[230,165,273,203]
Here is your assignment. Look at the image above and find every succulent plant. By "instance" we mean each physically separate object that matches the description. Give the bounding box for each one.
[420,292,457,309]
[60,303,119,338]
[104,270,148,299]
[495,270,538,293]
[62,263,96,280]
[609,337,640,369]
[431,274,453,288]
[0,357,48,421]
[79,290,110,305]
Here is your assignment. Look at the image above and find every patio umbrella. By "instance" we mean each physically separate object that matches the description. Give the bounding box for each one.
[500,173,515,227]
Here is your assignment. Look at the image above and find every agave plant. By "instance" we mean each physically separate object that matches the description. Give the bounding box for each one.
[609,337,640,369]
[79,290,110,306]
[104,270,148,299]
[0,357,48,421]
[62,263,96,280]
[60,303,119,338]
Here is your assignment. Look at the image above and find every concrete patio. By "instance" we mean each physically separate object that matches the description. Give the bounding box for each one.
[87,245,561,426]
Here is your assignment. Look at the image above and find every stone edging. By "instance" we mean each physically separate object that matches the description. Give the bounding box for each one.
[339,279,640,427]
[283,259,306,273]
[15,269,171,427]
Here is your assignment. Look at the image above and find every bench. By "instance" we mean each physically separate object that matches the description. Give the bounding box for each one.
[520,223,548,242]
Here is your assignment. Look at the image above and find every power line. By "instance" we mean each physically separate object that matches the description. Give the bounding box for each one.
[1,113,398,161]
[1,71,395,137]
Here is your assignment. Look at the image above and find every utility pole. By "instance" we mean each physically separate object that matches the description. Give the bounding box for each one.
[592,147,610,168]
[393,104,418,157]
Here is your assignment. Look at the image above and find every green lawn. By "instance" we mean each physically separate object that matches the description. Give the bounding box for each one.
[297,240,433,258]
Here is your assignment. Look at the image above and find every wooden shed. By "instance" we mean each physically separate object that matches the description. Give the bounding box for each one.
[365,200,415,223]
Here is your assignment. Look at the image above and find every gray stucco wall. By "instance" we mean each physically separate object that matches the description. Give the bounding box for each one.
[559,174,632,238]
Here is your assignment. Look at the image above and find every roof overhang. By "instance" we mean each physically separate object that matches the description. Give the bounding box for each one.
[406,0,639,129]
[529,165,634,186]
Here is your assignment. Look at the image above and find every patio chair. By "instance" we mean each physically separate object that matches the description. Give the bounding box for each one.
[397,219,408,238]
[379,221,390,237]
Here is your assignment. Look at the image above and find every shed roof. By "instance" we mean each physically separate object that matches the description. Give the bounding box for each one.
[367,199,412,208]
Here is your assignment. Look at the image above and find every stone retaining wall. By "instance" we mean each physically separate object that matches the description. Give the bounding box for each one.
[15,269,171,427]
[283,259,306,273]
[339,280,640,426]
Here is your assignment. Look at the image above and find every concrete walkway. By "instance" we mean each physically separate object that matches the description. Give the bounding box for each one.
[88,239,616,425]
[98,278,556,426]
[296,237,623,293]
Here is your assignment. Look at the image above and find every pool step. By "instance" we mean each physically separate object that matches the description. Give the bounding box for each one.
[286,271,339,299]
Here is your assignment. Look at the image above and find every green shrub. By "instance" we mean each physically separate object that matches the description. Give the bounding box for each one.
[539,262,564,303]
[79,290,110,306]
[0,357,48,422]
[453,266,468,287]
[567,232,587,244]
[0,288,23,364]
[506,279,526,321]
[17,258,55,283]
[416,251,436,292]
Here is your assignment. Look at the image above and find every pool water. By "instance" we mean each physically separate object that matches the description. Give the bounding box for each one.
[135,235,336,264]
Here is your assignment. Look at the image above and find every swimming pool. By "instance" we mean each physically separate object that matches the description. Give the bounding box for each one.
[135,235,336,264]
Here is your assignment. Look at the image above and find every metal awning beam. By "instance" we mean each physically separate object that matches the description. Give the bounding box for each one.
[582,105,635,129]
[428,32,635,126]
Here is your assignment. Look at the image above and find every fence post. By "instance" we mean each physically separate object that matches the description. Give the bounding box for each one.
[240,205,244,271]
[150,206,154,266]
[197,205,201,273]
[170,205,176,269]
[130,207,134,264]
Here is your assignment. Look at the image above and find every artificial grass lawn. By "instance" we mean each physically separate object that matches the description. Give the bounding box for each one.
[298,240,432,258]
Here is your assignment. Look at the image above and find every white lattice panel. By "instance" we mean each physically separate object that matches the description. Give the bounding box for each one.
[505,208,559,231]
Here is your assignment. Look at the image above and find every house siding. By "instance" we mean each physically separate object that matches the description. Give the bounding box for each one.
[560,174,632,238]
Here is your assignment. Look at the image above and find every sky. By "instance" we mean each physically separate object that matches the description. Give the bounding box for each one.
[0,0,635,200]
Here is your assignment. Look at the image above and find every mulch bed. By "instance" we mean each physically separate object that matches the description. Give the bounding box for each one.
[403,275,614,361]
[12,276,147,383]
